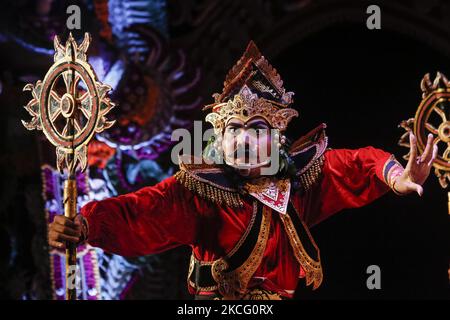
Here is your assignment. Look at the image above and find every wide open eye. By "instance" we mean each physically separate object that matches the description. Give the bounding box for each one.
[226,126,242,135]
[226,126,236,133]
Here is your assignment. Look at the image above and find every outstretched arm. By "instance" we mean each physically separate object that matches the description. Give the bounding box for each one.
[302,146,399,227]
[49,176,203,257]
[303,135,436,227]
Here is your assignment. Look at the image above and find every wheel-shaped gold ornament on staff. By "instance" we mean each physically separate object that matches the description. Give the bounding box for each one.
[399,72,450,213]
[21,32,116,300]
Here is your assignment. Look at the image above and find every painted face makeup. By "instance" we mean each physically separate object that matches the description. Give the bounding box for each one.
[222,116,274,177]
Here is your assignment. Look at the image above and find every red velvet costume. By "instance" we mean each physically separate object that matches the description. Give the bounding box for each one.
[81,144,400,299]
[80,42,403,300]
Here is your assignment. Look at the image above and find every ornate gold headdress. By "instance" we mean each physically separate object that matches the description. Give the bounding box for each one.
[204,41,298,134]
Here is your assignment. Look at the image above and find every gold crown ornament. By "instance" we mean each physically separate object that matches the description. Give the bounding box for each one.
[204,41,298,134]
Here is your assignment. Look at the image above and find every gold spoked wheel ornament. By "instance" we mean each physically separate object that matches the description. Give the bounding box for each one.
[22,33,115,172]
[22,33,115,300]
[399,72,450,212]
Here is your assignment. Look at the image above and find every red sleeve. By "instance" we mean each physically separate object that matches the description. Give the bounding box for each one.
[80,176,201,257]
[304,147,393,227]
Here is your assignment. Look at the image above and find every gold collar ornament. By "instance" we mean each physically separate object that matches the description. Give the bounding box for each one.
[245,178,291,214]
[22,33,115,300]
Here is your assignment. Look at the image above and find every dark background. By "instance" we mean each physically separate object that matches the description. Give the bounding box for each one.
[278,23,450,299]
[0,0,449,299]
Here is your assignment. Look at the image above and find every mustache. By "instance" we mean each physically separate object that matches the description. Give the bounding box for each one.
[226,145,257,158]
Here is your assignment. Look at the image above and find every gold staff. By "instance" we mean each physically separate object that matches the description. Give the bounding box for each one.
[22,33,115,300]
